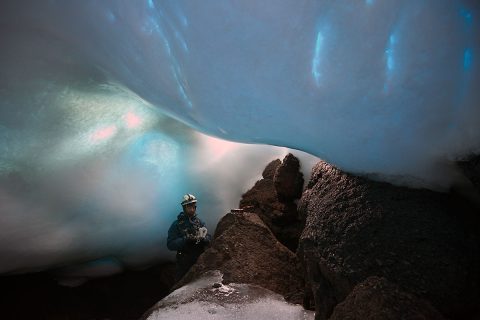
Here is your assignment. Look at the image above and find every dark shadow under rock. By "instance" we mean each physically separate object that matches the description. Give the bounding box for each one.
[239,153,305,251]
[174,211,305,305]
[298,160,480,320]
[1,262,175,320]
[330,276,446,320]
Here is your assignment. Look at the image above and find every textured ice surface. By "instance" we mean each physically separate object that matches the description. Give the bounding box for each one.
[1,0,479,185]
[145,270,315,320]
[0,1,479,275]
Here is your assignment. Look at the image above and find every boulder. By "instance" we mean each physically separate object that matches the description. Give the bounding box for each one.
[239,153,304,251]
[174,211,304,304]
[330,276,446,320]
[298,161,480,320]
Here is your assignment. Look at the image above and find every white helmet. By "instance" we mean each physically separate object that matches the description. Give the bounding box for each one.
[181,194,197,206]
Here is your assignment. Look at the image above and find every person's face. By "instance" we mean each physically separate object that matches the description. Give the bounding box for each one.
[184,203,197,217]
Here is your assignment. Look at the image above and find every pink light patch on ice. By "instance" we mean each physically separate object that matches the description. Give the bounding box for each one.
[91,125,117,141]
[202,136,238,161]
[124,112,142,128]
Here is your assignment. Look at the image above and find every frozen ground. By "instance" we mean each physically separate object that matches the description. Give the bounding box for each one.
[145,270,314,320]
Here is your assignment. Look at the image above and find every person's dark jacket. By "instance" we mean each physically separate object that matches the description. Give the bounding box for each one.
[167,212,212,281]
[167,212,211,251]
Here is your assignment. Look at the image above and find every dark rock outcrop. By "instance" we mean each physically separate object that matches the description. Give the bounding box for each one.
[298,161,480,320]
[330,276,446,320]
[239,153,304,251]
[175,211,304,304]
[274,153,304,200]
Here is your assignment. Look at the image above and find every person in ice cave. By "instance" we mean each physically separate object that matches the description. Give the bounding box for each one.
[167,194,212,282]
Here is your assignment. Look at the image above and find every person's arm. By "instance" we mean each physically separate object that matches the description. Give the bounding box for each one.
[167,221,186,251]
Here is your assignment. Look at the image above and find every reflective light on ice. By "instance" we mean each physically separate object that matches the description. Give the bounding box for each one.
[124,112,142,129]
[148,0,155,10]
[90,125,118,142]
[312,31,324,86]
[386,34,397,72]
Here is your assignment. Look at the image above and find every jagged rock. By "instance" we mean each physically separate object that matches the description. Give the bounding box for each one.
[263,159,281,180]
[298,161,480,320]
[274,153,304,200]
[174,211,304,304]
[329,276,446,320]
[239,153,304,251]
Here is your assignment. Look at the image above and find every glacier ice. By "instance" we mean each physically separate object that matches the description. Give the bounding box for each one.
[0,83,298,275]
[1,0,479,185]
[0,0,479,275]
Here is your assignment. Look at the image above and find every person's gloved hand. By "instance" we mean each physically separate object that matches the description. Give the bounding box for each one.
[197,227,208,241]
[185,227,208,245]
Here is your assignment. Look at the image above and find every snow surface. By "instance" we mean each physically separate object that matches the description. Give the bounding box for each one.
[145,270,314,320]
[0,0,479,276]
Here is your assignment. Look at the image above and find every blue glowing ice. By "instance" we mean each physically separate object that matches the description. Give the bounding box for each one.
[312,31,324,86]
[386,34,396,72]
[148,0,155,10]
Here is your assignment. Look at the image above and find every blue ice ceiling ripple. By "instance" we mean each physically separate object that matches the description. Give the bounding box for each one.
[1,0,479,186]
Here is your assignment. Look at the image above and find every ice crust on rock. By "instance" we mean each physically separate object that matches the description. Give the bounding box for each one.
[144,270,314,320]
